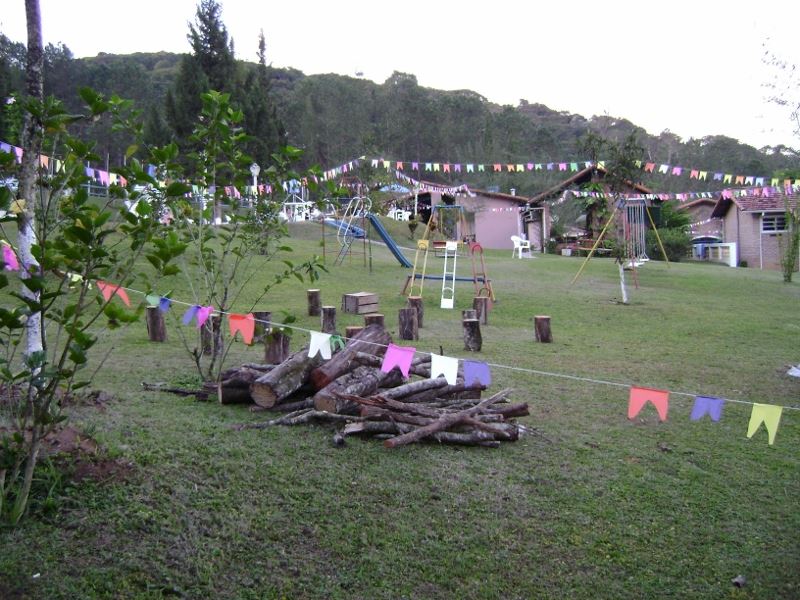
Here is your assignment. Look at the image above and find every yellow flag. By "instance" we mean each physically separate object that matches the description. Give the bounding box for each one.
[747,403,783,445]
[10,199,26,214]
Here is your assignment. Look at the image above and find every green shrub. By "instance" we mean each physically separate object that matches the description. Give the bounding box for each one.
[646,228,691,262]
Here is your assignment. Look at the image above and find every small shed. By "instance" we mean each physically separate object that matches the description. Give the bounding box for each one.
[710,190,799,271]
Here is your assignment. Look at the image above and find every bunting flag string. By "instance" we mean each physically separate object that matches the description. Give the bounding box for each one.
[1,262,791,445]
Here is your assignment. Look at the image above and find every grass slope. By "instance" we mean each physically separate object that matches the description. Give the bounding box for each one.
[1,219,798,599]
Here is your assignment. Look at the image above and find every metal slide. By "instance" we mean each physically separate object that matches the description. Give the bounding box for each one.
[366,214,412,267]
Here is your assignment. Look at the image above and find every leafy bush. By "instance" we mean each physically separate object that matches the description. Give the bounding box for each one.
[646,228,691,262]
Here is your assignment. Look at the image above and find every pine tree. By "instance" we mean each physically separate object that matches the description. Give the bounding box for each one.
[240,30,285,167]
[186,0,237,93]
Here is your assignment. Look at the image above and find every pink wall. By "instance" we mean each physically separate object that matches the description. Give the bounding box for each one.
[460,195,524,250]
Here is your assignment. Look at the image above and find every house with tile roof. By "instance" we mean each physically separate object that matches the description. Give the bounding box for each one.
[710,189,799,271]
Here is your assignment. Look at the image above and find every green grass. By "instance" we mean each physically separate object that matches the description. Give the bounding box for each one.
[1,218,798,599]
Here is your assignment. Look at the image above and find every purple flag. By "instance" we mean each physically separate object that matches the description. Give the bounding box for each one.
[158,297,172,313]
[690,396,725,422]
[463,360,491,387]
[182,305,200,326]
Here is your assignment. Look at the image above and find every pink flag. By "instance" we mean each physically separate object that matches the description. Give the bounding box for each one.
[628,386,669,422]
[196,305,214,328]
[3,244,19,271]
[380,343,415,378]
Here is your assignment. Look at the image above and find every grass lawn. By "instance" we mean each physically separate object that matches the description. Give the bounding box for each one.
[1,217,798,599]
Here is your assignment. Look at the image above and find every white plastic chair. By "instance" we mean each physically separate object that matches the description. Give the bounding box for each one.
[511,235,531,259]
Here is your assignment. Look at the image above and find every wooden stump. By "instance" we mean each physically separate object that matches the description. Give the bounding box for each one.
[398,307,418,341]
[145,306,167,342]
[462,309,477,320]
[534,315,552,343]
[307,289,321,316]
[265,330,290,364]
[252,310,271,345]
[309,324,393,390]
[463,318,482,351]
[345,325,365,339]
[321,306,337,333]
[407,296,424,328]
[473,296,489,325]
[364,313,384,329]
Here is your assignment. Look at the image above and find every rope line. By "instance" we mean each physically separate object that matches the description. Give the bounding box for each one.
[115,283,800,413]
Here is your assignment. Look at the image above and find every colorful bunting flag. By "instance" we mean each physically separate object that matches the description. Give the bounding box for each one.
[628,386,669,421]
[96,281,131,307]
[380,343,415,378]
[430,354,458,385]
[690,396,725,422]
[2,243,19,271]
[182,305,200,325]
[308,331,333,360]
[229,313,255,345]
[196,305,214,328]
[158,297,172,313]
[145,294,161,307]
[463,360,491,387]
[747,404,783,445]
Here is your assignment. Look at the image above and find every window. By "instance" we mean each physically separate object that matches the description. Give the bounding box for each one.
[762,213,787,233]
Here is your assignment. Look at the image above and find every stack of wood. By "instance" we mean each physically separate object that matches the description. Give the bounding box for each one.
[188,324,529,448]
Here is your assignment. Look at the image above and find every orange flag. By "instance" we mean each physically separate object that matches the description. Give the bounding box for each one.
[229,313,255,345]
[628,386,669,422]
[97,281,131,306]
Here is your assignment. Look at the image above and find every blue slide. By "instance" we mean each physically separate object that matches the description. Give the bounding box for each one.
[366,214,413,268]
[323,218,366,238]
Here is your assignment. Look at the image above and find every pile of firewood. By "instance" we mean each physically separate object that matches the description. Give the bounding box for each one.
[171,324,528,448]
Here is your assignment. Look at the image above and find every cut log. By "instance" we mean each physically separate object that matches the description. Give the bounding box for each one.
[146,306,167,342]
[473,296,489,325]
[407,296,424,328]
[265,330,290,364]
[398,307,418,341]
[345,326,364,339]
[201,315,222,356]
[534,315,552,343]
[215,383,253,405]
[463,318,482,351]
[307,289,321,316]
[218,366,274,388]
[313,364,403,414]
[461,309,477,320]
[309,324,392,390]
[250,347,323,408]
[363,313,384,329]
[321,306,337,333]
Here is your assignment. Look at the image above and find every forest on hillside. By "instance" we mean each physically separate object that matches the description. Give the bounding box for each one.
[1,21,798,198]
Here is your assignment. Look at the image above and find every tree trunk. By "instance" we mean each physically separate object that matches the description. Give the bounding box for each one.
[534,316,552,343]
[146,306,167,342]
[463,318,482,351]
[250,347,322,407]
[18,0,45,361]
[398,307,418,340]
[406,296,424,328]
[201,315,222,356]
[307,289,321,316]
[321,305,336,333]
[309,324,392,390]
[265,330,290,364]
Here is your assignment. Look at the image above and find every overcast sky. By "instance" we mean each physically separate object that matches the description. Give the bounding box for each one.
[2,0,799,152]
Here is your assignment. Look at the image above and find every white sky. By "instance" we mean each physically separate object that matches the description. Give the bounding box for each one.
[2,0,799,151]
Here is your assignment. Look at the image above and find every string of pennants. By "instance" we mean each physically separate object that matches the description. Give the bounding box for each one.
[334,154,800,191]
[3,239,792,446]
[4,138,799,205]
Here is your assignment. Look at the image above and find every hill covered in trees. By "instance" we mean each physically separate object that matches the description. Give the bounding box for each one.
[1,30,797,197]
